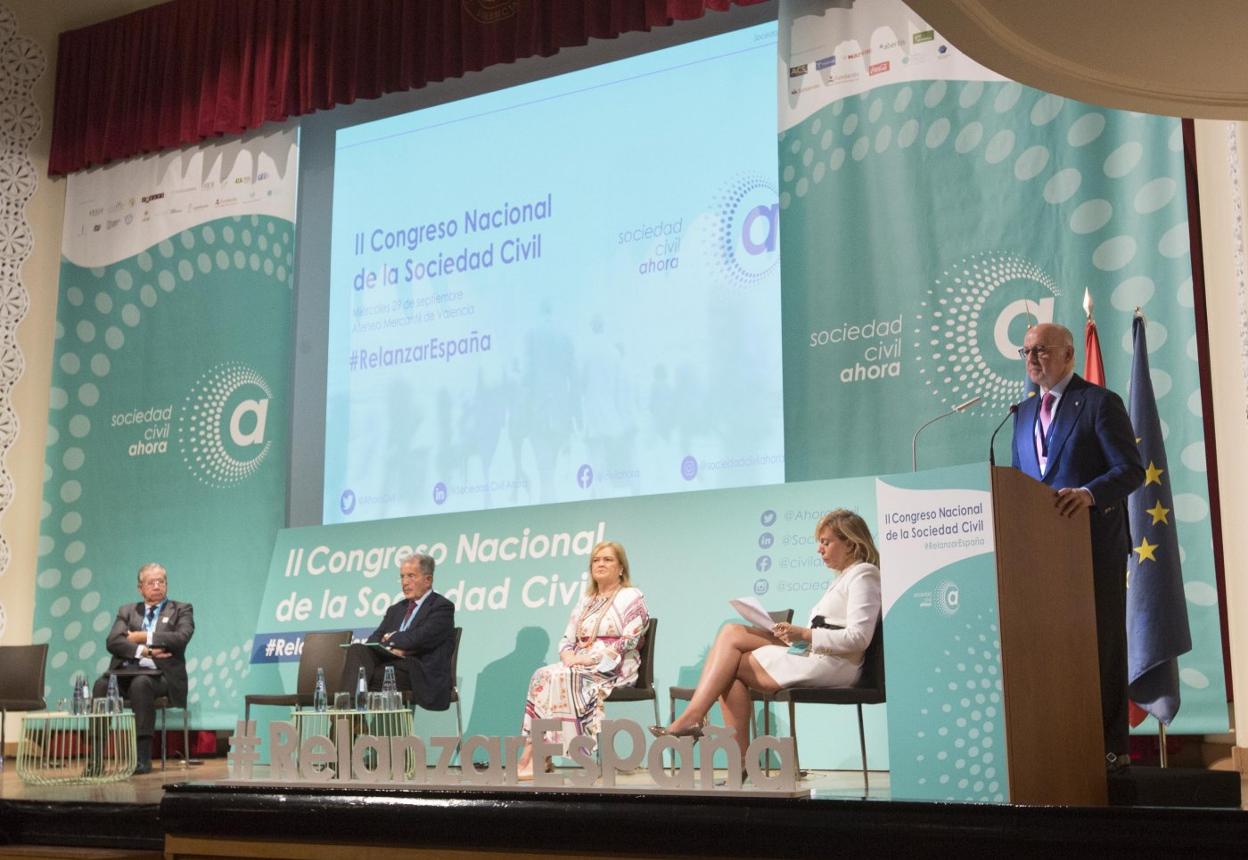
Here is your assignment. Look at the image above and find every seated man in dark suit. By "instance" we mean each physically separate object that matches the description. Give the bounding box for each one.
[93,562,194,774]
[339,553,456,711]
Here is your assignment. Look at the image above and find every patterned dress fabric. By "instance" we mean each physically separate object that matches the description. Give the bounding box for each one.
[522,586,648,752]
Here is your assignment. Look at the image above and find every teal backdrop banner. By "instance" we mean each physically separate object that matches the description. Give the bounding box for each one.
[778,0,1224,733]
[249,476,885,771]
[34,129,298,730]
[253,463,1006,800]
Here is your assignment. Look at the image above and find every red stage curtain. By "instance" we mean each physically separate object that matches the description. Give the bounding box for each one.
[50,0,762,176]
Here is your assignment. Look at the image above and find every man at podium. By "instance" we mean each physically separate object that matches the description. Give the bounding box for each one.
[1011,322,1144,771]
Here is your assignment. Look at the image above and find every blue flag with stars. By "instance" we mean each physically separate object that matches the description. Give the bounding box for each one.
[1126,313,1193,725]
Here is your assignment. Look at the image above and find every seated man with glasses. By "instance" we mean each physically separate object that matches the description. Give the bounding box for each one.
[338,553,456,711]
[94,562,194,774]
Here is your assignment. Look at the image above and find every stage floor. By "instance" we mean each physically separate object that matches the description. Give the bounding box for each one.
[7,755,1248,807]
[0,757,892,805]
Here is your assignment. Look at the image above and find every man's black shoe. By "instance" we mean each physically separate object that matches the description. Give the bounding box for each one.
[134,737,153,776]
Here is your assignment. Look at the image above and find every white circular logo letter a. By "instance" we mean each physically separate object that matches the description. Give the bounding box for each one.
[993,297,1055,360]
[229,399,269,446]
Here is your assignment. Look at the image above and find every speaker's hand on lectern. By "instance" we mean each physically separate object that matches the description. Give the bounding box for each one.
[1054,487,1094,518]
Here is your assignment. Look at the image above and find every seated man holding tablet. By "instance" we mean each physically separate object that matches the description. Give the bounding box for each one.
[338,552,456,711]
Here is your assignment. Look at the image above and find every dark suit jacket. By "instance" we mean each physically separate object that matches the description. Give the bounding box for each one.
[104,599,195,707]
[1011,374,1145,567]
[367,591,455,710]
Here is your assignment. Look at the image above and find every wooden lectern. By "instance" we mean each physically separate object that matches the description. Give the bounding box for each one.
[990,466,1107,806]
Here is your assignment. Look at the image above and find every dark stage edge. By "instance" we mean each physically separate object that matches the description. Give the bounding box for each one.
[0,799,163,851]
[3,770,1244,858]
[163,777,1244,858]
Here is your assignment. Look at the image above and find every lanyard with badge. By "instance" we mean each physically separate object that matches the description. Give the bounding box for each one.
[144,599,167,633]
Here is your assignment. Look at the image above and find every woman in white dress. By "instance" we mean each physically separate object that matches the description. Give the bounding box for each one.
[649,508,880,764]
[516,540,649,779]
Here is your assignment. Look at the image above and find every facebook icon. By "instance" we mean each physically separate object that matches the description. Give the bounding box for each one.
[756,555,771,572]
[576,464,594,489]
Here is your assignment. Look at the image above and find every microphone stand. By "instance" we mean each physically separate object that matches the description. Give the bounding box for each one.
[911,396,982,471]
[988,403,1022,467]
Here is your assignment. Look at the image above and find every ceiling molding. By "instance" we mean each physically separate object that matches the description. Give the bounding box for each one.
[907,0,1248,119]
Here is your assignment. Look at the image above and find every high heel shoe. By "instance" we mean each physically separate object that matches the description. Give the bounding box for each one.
[648,717,706,739]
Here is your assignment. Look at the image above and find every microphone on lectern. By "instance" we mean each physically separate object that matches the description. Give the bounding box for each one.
[911,395,982,472]
[988,391,1035,467]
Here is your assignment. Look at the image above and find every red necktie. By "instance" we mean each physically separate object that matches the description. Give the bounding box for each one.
[1037,391,1056,468]
[1039,392,1056,440]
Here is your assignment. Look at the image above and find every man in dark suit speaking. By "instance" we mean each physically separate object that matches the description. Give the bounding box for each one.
[1011,322,1144,770]
[94,562,194,774]
[340,553,456,711]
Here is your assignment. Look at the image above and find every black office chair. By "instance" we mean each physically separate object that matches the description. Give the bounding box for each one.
[151,695,190,770]
[448,627,464,737]
[605,617,660,727]
[115,669,195,770]
[244,630,353,724]
[0,644,48,756]
[412,627,464,736]
[766,618,885,788]
[402,627,464,762]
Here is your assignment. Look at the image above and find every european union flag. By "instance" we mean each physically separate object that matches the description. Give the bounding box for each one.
[1126,313,1192,725]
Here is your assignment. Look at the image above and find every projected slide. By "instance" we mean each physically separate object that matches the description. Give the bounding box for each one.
[324,23,782,523]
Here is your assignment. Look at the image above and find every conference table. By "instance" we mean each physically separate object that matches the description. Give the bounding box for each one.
[16,710,137,785]
[289,705,416,776]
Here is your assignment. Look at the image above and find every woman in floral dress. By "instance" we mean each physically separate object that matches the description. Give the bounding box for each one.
[516,540,649,779]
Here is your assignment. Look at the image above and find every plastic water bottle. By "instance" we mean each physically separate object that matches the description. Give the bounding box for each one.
[106,674,122,714]
[381,665,398,710]
[313,667,328,712]
[355,667,368,710]
[71,677,84,715]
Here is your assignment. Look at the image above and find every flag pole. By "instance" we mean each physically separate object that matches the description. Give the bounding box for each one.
[1127,303,1191,766]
